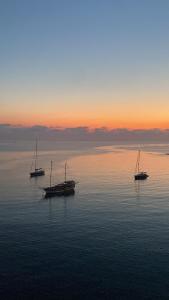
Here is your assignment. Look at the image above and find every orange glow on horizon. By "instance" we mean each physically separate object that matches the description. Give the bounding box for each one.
[2,89,169,130]
[2,115,169,130]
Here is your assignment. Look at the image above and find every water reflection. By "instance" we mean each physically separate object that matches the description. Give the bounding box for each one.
[1,143,169,299]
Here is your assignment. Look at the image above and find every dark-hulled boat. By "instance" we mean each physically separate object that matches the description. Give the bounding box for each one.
[30,139,45,177]
[134,171,149,180]
[134,150,149,180]
[30,168,45,177]
[43,161,76,197]
[44,180,76,197]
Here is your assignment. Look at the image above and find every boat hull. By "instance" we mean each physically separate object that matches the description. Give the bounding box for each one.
[30,169,45,177]
[45,188,75,198]
[134,173,149,180]
[44,180,76,198]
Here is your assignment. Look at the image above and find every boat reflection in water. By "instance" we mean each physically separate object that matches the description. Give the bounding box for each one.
[43,161,76,198]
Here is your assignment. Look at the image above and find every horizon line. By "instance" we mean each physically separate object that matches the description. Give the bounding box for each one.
[1,123,169,131]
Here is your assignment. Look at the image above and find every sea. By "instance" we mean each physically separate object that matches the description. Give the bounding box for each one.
[1,141,169,299]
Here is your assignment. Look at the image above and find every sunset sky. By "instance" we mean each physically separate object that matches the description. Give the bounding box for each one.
[0,0,169,129]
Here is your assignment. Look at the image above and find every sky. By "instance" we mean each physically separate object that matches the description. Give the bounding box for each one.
[0,0,169,129]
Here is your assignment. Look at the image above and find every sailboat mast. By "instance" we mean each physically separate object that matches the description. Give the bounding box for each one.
[138,150,140,173]
[64,162,67,182]
[135,150,140,174]
[35,138,38,170]
[50,160,53,187]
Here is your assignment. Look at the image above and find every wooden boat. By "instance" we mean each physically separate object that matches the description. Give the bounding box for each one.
[30,139,45,177]
[43,161,76,197]
[134,150,149,180]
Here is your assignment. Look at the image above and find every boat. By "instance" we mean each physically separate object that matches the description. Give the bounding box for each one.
[134,150,149,180]
[30,139,45,177]
[43,161,76,197]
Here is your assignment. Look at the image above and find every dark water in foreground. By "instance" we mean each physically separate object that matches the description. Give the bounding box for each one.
[1,142,169,299]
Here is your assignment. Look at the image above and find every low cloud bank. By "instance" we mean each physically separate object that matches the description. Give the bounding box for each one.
[0,124,169,142]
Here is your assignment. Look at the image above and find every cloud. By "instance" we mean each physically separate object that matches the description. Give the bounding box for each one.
[0,124,169,141]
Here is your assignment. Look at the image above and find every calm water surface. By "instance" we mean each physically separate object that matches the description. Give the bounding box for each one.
[1,142,169,299]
